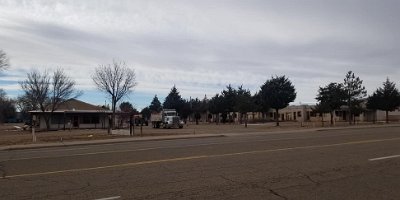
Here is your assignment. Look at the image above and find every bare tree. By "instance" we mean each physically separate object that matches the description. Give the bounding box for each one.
[92,60,137,129]
[50,69,82,112]
[0,50,9,71]
[20,68,81,130]
[20,70,51,113]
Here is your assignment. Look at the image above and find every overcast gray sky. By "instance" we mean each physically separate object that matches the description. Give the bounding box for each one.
[0,0,399,109]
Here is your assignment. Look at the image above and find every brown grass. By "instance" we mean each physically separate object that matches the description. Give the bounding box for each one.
[0,121,396,146]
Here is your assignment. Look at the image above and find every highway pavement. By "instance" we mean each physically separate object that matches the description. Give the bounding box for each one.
[0,126,400,199]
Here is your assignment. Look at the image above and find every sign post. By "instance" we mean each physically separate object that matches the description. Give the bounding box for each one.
[32,115,37,143]
[108,115,111,135]
[129,115,133,136]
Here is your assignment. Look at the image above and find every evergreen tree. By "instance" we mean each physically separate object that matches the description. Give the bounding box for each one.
[118,101,137,127]
[208,94,224,124]
[149,95,162,112]
[191,98,202,125]
[221,84,238,113]
[180,99,192,122]
[369,78,400,123]
[200,95,209,122]
[343,71,367,124]
[119,101,136,113]
[366,92,380,123]
[140,107,151,120]
[253,92,270,120]
[235,86,254,127]
[316,83,347,125]
[260,76,296,126]
[163,86,184,115]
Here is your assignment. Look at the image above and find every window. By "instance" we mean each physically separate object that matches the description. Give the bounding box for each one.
[82,116,91,124]
[297,111,302,117]
[51,114,64,124]
[82,115,100,124]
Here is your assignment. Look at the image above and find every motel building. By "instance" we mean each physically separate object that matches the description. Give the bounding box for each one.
[246,104,400,124]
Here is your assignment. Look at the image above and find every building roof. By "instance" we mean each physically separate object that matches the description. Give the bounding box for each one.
[57,99,106,111]
[30,99,111,113]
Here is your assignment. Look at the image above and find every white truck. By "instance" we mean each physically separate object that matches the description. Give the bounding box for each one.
[150,109,184,129]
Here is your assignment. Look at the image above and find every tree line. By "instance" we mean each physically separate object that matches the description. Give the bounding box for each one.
[140,76,297,127]
[314,71,400,125]
[141,71,400,126]
[0,48,400,129]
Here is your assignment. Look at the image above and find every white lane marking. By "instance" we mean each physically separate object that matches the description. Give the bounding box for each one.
[4,137,400,179]
[94,196,121,200]
[369,154,400,161]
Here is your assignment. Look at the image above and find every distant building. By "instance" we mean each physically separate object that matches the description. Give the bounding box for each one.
[245,103,400,124]
[371,109,400,122]
[30,99,111,130]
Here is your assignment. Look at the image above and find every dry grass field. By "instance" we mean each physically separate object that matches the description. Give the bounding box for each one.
[0,123,125,146]
[0,121,393,146]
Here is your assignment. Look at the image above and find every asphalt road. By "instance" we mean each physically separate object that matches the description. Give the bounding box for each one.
[1,126,400,200]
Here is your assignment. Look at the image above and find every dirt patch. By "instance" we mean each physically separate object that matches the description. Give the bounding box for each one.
[0,124,126,146]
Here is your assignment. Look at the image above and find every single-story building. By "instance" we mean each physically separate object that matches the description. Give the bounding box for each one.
[30,99,112,130]
[244,103,400,124]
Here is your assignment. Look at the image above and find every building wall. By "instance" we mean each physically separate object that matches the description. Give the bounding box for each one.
[35,113,110,130]
[376,109,400,121]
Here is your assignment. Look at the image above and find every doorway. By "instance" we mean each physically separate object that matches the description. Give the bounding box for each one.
[73,116,79,128]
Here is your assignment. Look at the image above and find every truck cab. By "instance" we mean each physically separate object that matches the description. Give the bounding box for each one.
[151,109,184,129]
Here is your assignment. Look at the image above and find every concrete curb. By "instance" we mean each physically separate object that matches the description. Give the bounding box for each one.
[0,134,226,151]
[315,124,400,131]
[220,124,400,137]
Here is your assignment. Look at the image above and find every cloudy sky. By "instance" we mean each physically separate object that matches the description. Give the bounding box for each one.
[0,0,399,109]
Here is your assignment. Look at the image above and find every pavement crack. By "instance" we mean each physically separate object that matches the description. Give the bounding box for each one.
[219,175,289,199]
[268,188,288,200]
[293,171,321,186]
[219,175,242,185]
[302,173,320,186]
[285,167,321,186]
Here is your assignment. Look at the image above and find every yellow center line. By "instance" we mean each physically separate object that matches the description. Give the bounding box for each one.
[3,137,400,179]
[3,155,209,179]
[8,147,160,161]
